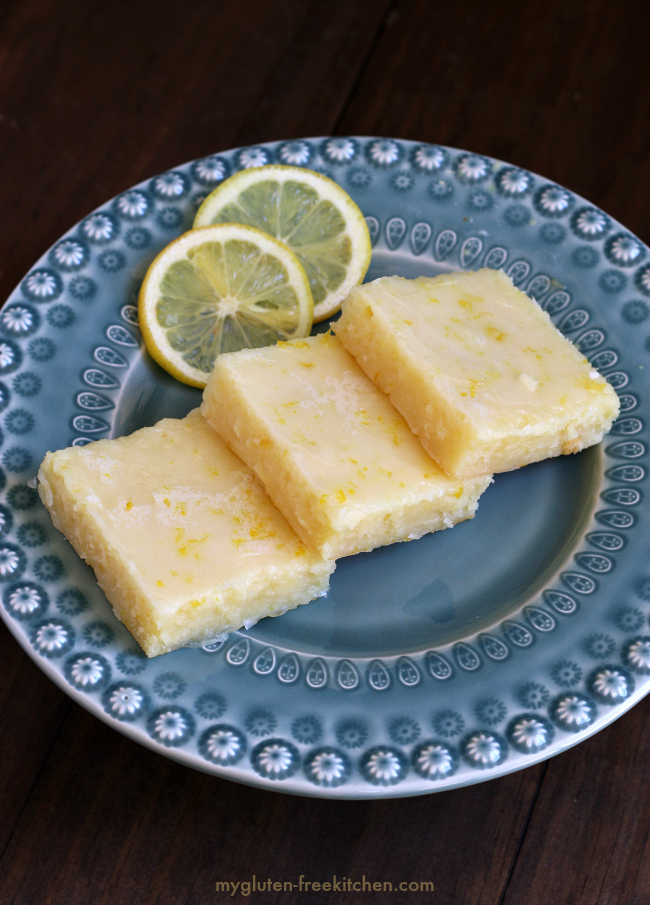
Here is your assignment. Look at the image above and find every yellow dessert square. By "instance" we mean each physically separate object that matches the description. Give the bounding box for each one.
[38,409,334,657]
[334,269,620,479]
[202,334,492,559]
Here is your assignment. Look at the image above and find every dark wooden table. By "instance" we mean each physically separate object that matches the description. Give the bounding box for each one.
[1,1,650,902]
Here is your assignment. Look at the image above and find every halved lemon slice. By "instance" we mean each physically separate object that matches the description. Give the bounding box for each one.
[138,224,313,388]
[194,165,371,322]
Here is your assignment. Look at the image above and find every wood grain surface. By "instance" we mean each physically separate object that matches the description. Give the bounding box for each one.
[1,0,649,902]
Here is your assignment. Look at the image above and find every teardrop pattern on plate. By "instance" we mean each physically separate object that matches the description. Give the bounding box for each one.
[277,654,300,684]
[524,607,556,633]
[610,418,643,436]
[410,221,432,255]
[543,291,571,316]
[605,371,628,389]
[507,260,531,285]
[543,589,578,615]
[606,440,645,458]
[305,658,328,689]
[595,510,635,529]
[616,394,638,413]
[106,324,138,346]
[94,347,127,367]
[601,487,642,506]
[226,638,250,666]
[460,237,483,268]
[76,392,114,411]
[72,415,110,433]
[120,304,139,326]
[434,229,457,260]
[502,621,534,647]
[479,633,510,661]
[586,532,625,552]
[559,309,590,332]
[364,216,380,246]
[561,572,598,594]
[252,647,276,675]
[426,651,453,680]
[385,217,407,250]
[396,656,421,687]
[83,368,119,388]
[527,274,551,299]
[575,553,613,574]
[453,642,481,671]
[367,659,391,691]
[484,246,508,270]
[336,659,360,690]
[576,329,605,352]
[606,465,645,482]
[590,349,618,371]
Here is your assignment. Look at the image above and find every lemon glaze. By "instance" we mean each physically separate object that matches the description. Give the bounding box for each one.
[38,409,334,657]
[334,269,620,479]
[202,334,492,559]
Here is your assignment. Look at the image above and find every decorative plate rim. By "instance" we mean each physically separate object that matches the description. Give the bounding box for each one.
[1,135,649,798]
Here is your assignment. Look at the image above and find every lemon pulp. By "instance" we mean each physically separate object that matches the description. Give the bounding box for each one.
[138,225,313,388]
[194,166,371,322]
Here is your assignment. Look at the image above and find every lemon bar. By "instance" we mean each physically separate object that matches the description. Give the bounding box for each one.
[334,269,620,479]
[38,409,334,657]
[202,334,492,559]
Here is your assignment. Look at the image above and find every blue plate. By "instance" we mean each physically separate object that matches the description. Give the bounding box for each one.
[1,137,649,797]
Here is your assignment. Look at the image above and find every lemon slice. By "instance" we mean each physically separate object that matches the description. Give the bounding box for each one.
[138,224,313,388]
[194,165,371,322]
